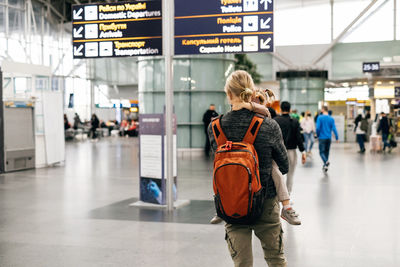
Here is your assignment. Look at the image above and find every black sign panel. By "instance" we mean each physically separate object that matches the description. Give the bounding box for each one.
[72,1,162,58]
[395,87,400,98]
[175,0,274,55]
[369,87,374,98]
[362,62,380,73]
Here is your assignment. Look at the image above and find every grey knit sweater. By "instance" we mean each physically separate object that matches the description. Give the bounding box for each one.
[208,108,289,199]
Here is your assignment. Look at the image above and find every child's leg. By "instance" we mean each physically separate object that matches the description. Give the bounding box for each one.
[271,161,290,203]
[282,199,290,207]
[272,162,302,225]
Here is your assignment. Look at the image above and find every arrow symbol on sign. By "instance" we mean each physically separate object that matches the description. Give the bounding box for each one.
[260,0,272,10]
[260,17,271,29]
[73,26,83,38]
[260,37,272,49]
[74,44,84,56]
[73,8,83,20]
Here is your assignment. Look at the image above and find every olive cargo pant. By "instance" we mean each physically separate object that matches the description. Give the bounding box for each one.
[224,197,286,267]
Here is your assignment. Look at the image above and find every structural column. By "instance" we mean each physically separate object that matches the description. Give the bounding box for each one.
[138,55,234,149]
[0,68,4,173]
[278,70,328,114]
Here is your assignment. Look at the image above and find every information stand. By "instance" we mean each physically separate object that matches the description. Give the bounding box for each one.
[130,113,189,208]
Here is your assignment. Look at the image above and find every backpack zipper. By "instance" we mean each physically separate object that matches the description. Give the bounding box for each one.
[220,143,247,149]
[217,149,261,186]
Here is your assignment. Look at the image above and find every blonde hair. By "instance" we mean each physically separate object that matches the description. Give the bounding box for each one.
[264,89,276,105]
[225,70,254,103]
[253,88,267,105]
[252,88,276,106]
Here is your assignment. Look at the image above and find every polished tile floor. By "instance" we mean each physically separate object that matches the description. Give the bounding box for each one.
[0,138,399,266]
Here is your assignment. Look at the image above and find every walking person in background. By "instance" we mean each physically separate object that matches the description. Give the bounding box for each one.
[73,113,82,130]
[274,102,307,196]
[314,111,321,124]
[202,104,219,157]
[377,112,392,153]
[354,110,368,153]
[90,114,100,141]
[300,112,305,123]
[301,111,316,156]
[290,109,300,121]
[316,106,339,172]
[64,114,71,130]
[264,88,278,118]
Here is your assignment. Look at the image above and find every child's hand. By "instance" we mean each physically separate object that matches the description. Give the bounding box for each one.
[240,102,252,111]
[301,152,307,164]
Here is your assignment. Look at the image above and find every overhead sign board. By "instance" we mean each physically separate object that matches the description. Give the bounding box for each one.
[174,0,274,55]
[362,62,380,73]
[72,1,162,59]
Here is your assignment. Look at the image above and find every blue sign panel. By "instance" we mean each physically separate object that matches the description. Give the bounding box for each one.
[175,0,274,55]
[72,1,162,58]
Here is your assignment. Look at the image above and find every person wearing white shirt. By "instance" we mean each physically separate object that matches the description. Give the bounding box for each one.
[300,112,316,155]
[354,110,369,153]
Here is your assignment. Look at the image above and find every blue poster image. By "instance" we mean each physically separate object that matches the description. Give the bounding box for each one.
[141,178,163,204]
[140,177,177,205]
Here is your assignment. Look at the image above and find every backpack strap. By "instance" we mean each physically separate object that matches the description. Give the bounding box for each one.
[211,116,227,146]
[243,114,265,144]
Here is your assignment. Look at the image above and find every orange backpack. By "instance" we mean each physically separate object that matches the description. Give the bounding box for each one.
[211,114,265,225]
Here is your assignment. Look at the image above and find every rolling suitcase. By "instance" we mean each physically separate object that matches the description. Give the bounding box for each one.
[369,135,382,153]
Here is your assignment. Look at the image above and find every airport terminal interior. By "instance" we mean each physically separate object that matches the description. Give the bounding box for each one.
[1,0,400,266]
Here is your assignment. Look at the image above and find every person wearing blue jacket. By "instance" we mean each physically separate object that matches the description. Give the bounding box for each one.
[316,106,339,172]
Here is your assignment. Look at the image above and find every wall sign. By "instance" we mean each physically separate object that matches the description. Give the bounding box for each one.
[72,1,162,58]
[362,62,380,73]
[174,0,274,55]
[395,87,400,98]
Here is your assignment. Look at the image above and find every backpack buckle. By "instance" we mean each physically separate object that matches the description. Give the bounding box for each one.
[225,141,232,150]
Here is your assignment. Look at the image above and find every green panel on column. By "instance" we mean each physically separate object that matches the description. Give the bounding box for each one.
[153,92,165,114]
[174,59,190,91]
[190,91,228,148]
[279,72,326,114]
[190,92,227,123]
[177,126,190,148]
[138,92,154,114]
[174,92,190,123]
[247,53,273,81]
[190,59,227,91]
[141,60,154,91]
[191,125,207,148]
[153,59,164,91]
